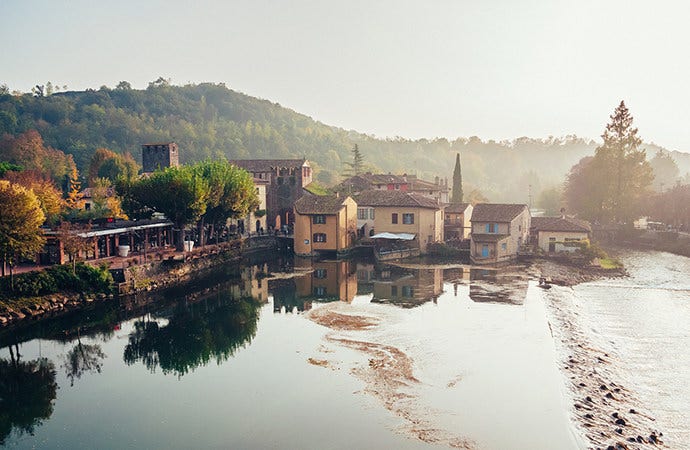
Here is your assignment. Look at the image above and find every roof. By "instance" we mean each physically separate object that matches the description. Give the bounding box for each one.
[370,232,416,240]
[470,233,511,243]
[531,216,591,233]
[471,203,528,222]
[408,177,449,192]
[294,194,348,214]
[230,159,308,172]
[353,190,441,209]
[445,203,471,214]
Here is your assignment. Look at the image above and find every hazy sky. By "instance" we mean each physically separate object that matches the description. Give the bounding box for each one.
[3,0,690,151]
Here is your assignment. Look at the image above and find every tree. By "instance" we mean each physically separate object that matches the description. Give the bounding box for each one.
[64,167,84,212]
[83,178,127,220]
[564,102,653,223]
[193,160,259,246]
[0,181,46,285]
[451,153,463,203]
[3,170,65,225]
[0,130,76,187]
[57,222,95,274]
[344,144,365,176]
[87,148,139,186]
[537,186,563,216]
[649,150,680,192]
[129,165,209,250]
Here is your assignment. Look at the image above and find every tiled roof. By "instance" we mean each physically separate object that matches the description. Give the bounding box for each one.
[333,175,373,194]
[294,194,348,214]
[471,203,528,222]
[364,173,409,185]
[354,190,440,209]
[409,178,449,192]
[531,216,591,233]
[230,159,308,172]
[445,203,471,213]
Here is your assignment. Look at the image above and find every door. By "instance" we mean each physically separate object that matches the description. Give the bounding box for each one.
[481,244,489,258]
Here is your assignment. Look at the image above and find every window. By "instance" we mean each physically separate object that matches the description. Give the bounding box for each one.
[358,208,367,220]
[369,208,375,219]
[402,213,414,224]
[313,215,326,224]
[313,233,327,242]
[485,223,497,233]
[402,285,414,298]
[395,184,400,190]
[314,286,326,296]
[391,285,398,296]
[314,269,327,279]
[392,213,398,224]
[501,242,507,251]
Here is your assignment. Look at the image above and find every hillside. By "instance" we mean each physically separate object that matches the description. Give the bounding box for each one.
[1,81,685,202]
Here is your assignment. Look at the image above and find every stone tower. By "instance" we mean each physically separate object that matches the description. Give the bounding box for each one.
[142,142,180,173]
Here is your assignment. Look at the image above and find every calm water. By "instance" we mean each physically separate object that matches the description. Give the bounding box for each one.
[0,253,618,449]
[568,251,690,448]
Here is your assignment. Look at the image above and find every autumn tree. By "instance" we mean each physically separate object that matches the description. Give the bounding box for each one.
[64,167,85,213]
[3,170,65,225]
[564,102,653,223]
[451,153,463,203]
[87,148,139,186]
[129,165,209,251]
[57,222,95,274]
[0,130,76,187]
[0,181,46,286]
[82,178,127,220]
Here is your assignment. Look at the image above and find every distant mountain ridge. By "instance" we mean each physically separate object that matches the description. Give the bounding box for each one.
[0,82,686,201]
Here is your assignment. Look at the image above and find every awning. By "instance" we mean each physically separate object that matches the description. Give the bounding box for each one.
[370,232,416,240]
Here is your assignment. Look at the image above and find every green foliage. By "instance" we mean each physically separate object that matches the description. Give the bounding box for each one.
[451,153,463,203]
[0,161,22,176]
[343,144,365,176]
[564,102,653,223]
[303,181,331,196]
[0,82,606,201]
[0,263,113,299]
[649,150,680,192]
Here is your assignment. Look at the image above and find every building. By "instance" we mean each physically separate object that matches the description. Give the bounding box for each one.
[294,259,357,302]
[228,178,268,235]
[470,203,530,264]
[293,194,357,256]
[230,159,312,229]
[337,172,449,204]
[530,216,591,253]
[354,190,444,254]
[141,143,179,173]
[444,203,473,240]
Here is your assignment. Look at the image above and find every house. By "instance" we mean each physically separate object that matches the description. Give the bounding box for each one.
[337,172,449,204]
[293,194,357,256]
[530,216,591,253]
[354,190,444,254]
[470,203,530,264]
[444,203,473,240]
[230,159,312,229]
[228,177,268,235]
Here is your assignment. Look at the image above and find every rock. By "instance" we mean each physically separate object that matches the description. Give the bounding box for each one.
[0,316,7,325]
[628,408,636,414]
[615,418,626,426]
[612,412,619,418]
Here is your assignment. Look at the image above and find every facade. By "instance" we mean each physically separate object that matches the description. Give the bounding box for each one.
[354,190,444,254]
[444,203,473,240]
[294,259,357,302]
[228,178,268,235]
[293,194,357,256]
[470,203,530,264]
[142,143,179,173]
[230,159,312,229]
[530,216,591,253]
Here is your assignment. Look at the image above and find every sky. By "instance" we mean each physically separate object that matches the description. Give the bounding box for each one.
[3,0,690,151]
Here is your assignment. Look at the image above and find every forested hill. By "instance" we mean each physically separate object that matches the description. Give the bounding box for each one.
[1,81,686,202]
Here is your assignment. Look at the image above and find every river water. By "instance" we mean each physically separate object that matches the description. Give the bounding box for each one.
[0,251,687,448]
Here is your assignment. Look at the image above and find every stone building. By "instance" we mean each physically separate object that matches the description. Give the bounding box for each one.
[142,142,180,173]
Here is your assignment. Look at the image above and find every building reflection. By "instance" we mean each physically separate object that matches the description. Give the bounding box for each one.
[368,264,444,308]
[468,269,528,305]
[294,258,358,304]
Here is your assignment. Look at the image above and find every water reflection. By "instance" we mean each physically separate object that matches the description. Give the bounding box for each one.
[370,265,444,308]
[62,339,106,387]
[468,269,528,305]
[123,294,260,378]
[294,259,358,303]
[0,352,57,445]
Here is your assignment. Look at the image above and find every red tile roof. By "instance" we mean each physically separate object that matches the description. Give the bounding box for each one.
[294,194,349,214]
[354,190,441,209]
[531,216,591,233]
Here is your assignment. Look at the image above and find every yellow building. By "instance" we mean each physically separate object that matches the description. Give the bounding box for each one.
[470,203,530,264]
[293,194,357,256]
[444,203,473,240]
[294,259,358,302]
[354,190,444,254]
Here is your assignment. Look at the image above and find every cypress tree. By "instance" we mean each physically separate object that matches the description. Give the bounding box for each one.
[451,153,463,203]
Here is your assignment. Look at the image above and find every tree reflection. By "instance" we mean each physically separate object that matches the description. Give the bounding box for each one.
[61,335,107,387]
[123,296,259,377]
[0,350,58,445]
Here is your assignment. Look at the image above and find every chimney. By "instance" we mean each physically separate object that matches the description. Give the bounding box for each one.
[560,207,566,219]
[434,176,439,185]
[335,191,340,198]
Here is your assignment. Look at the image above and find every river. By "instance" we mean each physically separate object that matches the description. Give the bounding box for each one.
[0,251,687,449]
